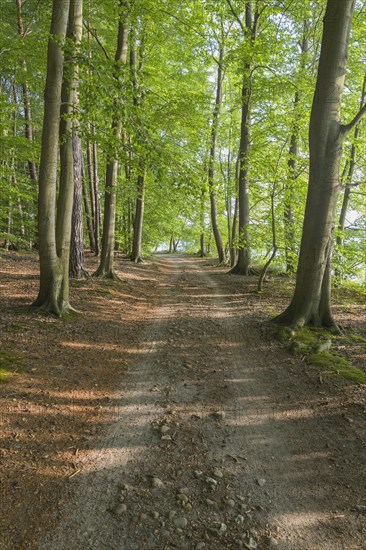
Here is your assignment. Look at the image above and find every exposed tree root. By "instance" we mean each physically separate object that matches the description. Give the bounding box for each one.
[93,268,122,281]
[228,264,258,275]
[30,298,78,318]
[272,307,341,333]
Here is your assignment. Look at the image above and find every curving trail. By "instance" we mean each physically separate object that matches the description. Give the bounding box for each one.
[38,255,365,550]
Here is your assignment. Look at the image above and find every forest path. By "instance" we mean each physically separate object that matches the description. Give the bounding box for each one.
[38,255,365,550]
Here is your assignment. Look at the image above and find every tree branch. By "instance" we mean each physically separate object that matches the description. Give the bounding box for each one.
[83,21,110,60]
[341,103,366,136]
[225,0,246,35]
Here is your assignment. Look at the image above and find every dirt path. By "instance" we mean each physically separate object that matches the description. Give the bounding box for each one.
[32,255,364,550]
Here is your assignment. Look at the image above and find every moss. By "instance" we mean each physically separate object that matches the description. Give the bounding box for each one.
[0,350,23,382]
[347,333,366,345]
[97,288,115,295]
[309,350,366,384]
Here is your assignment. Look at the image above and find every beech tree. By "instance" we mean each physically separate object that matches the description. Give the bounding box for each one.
[32,0,82,315]
[94,0,129,279]
[274,0,366,329]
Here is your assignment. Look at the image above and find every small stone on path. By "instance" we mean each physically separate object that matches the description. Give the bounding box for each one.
[111,503,127,515]
[151,477,164,488]
[173,516,188,529]
[207,522,227,537]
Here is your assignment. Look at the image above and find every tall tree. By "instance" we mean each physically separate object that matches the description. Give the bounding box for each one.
[94,0,129,279]
[69,0,87,279]
[15,0,38,185]
[130,25,146,263]
[208,42,226,264]
[228,0,259,275]
[284,20,310,274]
[32,0,82,315]
[274,0,366,329]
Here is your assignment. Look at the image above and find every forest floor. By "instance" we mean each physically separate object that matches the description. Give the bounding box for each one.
[0,252,365,550]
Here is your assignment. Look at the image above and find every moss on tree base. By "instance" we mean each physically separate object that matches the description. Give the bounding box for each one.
[273,326,366,385]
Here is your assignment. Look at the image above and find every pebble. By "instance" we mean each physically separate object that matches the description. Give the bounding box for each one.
[151,477,164,488]
[245,537,258,549]
[140,512,147,520]
[177,493,189,505]
[206,499,215,506]
[257,478,266,487]
[179,487,190,495]
[226,498,235,508]
[196,543,206,549]
[151,511,160,519]
[212,411,226,420]
[168,510,176,520]
[174,516,188,529]
[269,538,279,547]
[213,468,224,479]
[207,522,227,537]
[235,514,245,525]
[206,477,218,489]
[161,435,172,441]
[111,503,127,515]
[160,425,170,434]
[194,470,203,478]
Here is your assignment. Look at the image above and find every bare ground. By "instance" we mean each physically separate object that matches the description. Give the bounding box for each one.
[0,253,365,550]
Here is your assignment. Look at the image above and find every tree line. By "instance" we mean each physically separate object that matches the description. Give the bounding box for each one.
[0,0,365,326]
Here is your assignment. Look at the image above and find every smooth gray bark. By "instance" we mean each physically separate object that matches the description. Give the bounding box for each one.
[32,0,72,315]
[208,46,225,264]
[94,0,129,278]
[274,0,364,328]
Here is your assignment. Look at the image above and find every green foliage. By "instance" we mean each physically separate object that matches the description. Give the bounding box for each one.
[0,0,364,284]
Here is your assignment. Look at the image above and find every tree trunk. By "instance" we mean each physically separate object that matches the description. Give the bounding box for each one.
[130,28,146,264]
[274,0,362,329]
[131,172,145,262]
[15,0,38,185]
[81,161,96,254]
[86,138,96,252]
[94,1,129,279]
[5,198,12,250]
[70,136,88,278]
[230,197,238,267]
[199,188,207,257]
[230,3,258,275]
[284,22,309,274]
[169,235,174,253]
[32,0,80,315]
[68,7,87,279]
[208,46,225,264]
[92,141,101,255]
[284,128,298,273]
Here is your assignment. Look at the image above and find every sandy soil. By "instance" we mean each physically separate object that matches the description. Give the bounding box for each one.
[0,253,365,550]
